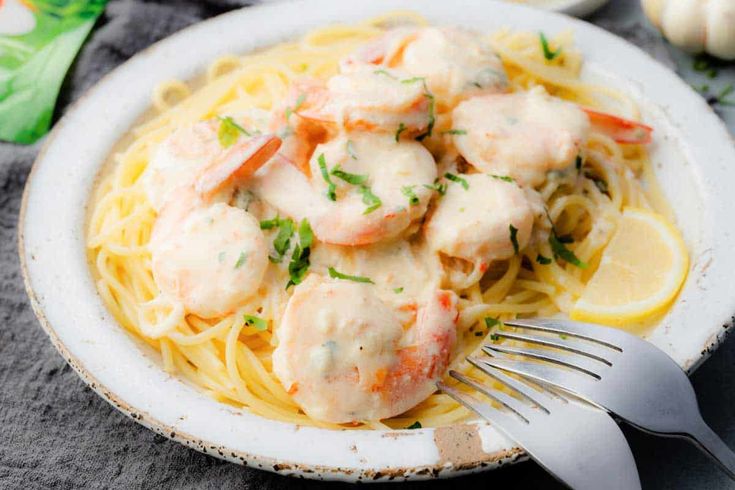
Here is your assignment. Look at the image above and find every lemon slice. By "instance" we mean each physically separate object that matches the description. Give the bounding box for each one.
[571,207,689,326]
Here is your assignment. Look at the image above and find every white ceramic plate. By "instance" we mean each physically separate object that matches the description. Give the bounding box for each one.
[504,0,610,17]
[20,0,735,482]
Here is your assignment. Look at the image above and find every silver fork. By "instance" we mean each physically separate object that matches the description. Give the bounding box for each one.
[438,360,641,489]
[479,317,735,480]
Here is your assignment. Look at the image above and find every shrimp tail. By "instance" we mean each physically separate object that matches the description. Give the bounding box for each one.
[583,107,653,145]
[195,134,281,197]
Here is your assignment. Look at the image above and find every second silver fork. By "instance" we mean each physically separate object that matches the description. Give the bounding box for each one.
[479,317,735,480]
[439,360,641,489]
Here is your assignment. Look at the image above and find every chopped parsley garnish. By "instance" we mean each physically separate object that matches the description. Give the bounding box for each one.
[284,93,306,120]
[539,32,562,61]
[401,76,426,85]
[261,216,295,263]
[441,129,467,135]
[346,139,358,159]
[327,266,374,284]
[423,180,448,196]
[406,421,422,430]
[374,69,397,79]
[331,165,368,185]
[485,317,503,342]
[286,219,313,289]
[259,216,281,230]
[716,84,735,106]
[509,224,519,255]
[484,317,502,329]
[234,251,248,269]
[217,116,250,148]
[393,287,404,293]
[395,122,407,142]
[491,174,515,183]
[536,254,552,265]
[401,185,420,206]
[273,218,295,258]
[243,314,268,331]
[549,230,587,269]
[444,172,469,190]
[358,185,382,214]
[317,153,337,201]
[415,92,435,141]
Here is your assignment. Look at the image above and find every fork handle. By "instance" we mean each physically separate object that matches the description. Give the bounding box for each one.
[688,420,735,480]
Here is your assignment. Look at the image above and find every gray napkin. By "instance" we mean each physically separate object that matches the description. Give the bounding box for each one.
[1,1,734,488]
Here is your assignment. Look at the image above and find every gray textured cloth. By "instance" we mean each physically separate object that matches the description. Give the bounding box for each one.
[2,1,734,488]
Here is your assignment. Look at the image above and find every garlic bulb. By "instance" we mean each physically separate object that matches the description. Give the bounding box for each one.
[641,0,735,60]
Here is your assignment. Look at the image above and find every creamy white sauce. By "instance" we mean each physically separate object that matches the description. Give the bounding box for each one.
[399,27,508,106]
[151,203,268,318]
[452,87,590,186]
[425,173,534,268]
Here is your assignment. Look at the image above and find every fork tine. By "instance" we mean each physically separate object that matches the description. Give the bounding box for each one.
[494,330,617,364]
[504,318,629,349]
[449,370,542,423]
[467,357,553,411]
[480,356,598,400]
[482,344,604,379]
[437,382,530,435]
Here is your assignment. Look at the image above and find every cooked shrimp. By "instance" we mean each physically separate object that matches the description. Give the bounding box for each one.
[452,87,652,187]
[425,173,534,287]
[272,275,458,423]
[254,132,437,246]
[289,66,432,137]
[148,125,281,318]
[342,26,508,106]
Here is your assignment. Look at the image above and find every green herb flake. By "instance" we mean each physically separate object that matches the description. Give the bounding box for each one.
[358,185,382,214]
[346,139,358,160]
[441,129,467,135]
[539,32,562,61]
[491,174,515,183]
[509,224,519,255]
[717,84,735,106]
[331,165,368,185]
[415,92,436,141]
[393,287,404,294]
[424,180,448,196]
[549,231,587,269]
[406,421,422,430]
[273,218,295,257]
[328,266,374,284]
[400,76,426,85]
[490,333,500,342]
[234,251,248,269]
[285,93,306,120]
[444,172,469,190]
[693,55,718,79]
[259,216,281,230]
[243,314,268,331]
[484,317,502,329]
[401,185,420,206]
[317,153,337,201]
[536,254,552,265]
[286,219,313,289]
[395,122,407,142]
[217,116,250,148]
[374,69,397,79]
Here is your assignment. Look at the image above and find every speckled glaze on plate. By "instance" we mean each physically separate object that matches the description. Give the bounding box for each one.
[19,0,735,482]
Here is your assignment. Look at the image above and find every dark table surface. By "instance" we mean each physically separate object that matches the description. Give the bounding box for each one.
[2,0,734,488]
